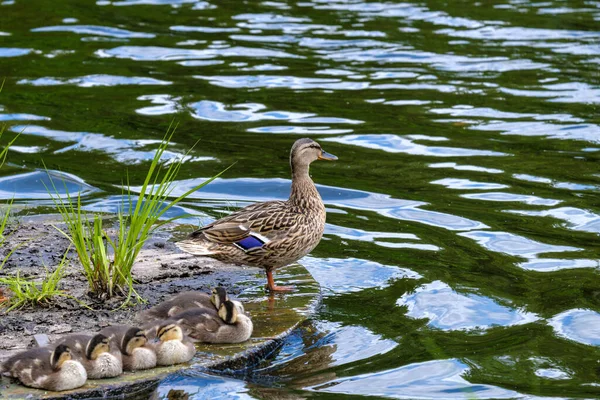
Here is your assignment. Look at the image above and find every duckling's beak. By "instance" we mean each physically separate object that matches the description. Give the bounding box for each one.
[318,150,338,161]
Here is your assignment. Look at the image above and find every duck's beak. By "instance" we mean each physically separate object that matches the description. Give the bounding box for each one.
[318,150,338,161]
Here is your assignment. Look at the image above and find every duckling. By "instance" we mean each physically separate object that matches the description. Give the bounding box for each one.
[138,288,228,322]
[53,334,122,379]
[148,323,196,366]
[1,344,87,391]
[99,325,157,371]
[170,300,253,344]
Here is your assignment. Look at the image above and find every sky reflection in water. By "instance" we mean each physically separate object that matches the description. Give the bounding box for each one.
[397,281,538,331]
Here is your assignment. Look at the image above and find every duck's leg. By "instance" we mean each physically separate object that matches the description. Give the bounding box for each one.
[0,288,7,303]
[266,269,294,292]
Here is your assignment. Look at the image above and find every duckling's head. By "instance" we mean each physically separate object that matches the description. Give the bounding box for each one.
[218,300,239,325]
[123,327,147,355]
[86,334,110,360]
[210,286,228,309]
[290,138,337,174]
[157,323,183,342]
[51,344,72,370]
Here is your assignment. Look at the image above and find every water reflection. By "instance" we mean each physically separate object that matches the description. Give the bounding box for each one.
[97,46,301,61]
[302,256,421,295]
[152,373,252,400]
[549,309,600,347]
[311,321,398,366]
[10,125,214,164]
[308,358,523,399]
[188,100,361,126]
[459,231,580,258]
[462,192,561,206]
[397,281,538,331]
[508,207,600,233]
[31,25,155,38]
[324,134,506,157]
[0,170,97,200]
[431,178,508,190]
[18,75,171,87]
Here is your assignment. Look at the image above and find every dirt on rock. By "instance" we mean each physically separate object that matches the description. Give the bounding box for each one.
[0,215,261,362]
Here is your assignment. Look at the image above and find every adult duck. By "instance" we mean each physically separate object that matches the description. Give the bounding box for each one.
[177,138,337,292]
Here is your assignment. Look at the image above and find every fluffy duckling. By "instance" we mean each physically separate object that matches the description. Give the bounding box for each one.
[1,344,87,391]
[53,334,122,379]
[99,325,157,371]
[138,288,228,322]
[170,300,253,344]
[148,323,196,366]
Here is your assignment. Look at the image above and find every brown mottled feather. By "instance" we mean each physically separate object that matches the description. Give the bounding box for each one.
[176,138,333,274]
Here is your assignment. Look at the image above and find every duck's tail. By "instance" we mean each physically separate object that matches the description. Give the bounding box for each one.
[176,239,217,256]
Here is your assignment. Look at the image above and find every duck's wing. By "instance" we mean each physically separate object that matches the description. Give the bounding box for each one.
[190,201,302,245]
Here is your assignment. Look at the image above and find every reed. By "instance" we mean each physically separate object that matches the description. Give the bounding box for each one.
[50,124,222,305]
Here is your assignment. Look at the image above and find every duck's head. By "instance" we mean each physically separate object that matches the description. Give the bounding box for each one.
[210,286,228,309]
[51,344,72,370]
[218,300,239,325]
[87,334,110,360]
[123,327,147,355]
[157,323,183,342]
[290,138,337,174]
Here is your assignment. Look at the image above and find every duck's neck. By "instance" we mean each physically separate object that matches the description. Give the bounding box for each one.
[289,166,323,211]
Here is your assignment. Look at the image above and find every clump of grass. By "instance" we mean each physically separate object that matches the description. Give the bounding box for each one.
[0,249,69,311]
[49,124,222,305]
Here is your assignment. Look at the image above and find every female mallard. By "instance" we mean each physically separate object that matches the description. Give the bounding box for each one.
[177,138,337,292]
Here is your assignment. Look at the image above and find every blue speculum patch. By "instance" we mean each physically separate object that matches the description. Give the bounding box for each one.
[235,235,265,251]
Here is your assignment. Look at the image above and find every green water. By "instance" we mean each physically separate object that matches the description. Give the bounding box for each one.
[2,0,600,398]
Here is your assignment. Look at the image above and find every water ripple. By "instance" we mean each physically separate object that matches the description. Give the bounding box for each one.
[170,25,240,33]
[96,45,301,61]
[136,94,181,115]
[459,231,580,258]
[314,321,398,366]
[99,0,207,6]
[429,162,503,174]
[507,207,600,233]
[188,100,361,125]
[194,74,367,90]
[324,134,506,157]
[430,105,582,123]
[549,309,600,346]
[302,256,421,295]
[322,48,547,72]
[397,281,538,331]
[501,82,600,104]
[248,126,353,135]
[437,26,600,41]
[462,192,561,206]
[10,125,214,164]
[431,178,508,190]
[18,75,171,87]
[518,258,599,272]
[308,358,523,399]
[0,48,32,57]
[31,25,155,38]
[0,113,50,121]
[0,170,97,200]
